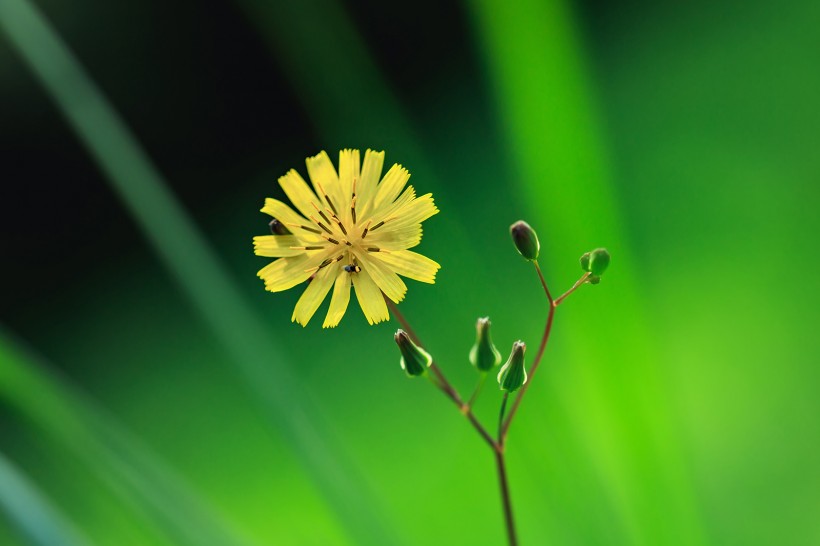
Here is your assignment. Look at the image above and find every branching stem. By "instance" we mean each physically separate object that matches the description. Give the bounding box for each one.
[386,259,586,546]
[387,298,516,544]
[501,266,588,442]
[387,298,498,451]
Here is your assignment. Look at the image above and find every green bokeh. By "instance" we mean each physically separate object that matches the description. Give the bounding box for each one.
[1,0,818,544]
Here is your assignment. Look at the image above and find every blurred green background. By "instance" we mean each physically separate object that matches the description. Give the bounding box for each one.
[1,0,818,544]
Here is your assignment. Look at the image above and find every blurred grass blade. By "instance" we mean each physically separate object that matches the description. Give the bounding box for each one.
[0,452,92,546]
[0,1,388,543]
[0,328,252,546]
[468,0,707,544]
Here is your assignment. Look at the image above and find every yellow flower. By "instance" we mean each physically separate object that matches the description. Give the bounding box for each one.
[254,150,441,327]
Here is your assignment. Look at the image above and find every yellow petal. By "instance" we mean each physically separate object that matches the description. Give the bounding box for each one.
[253,235,304,257]
[352,269,389,325]
[306,151,344,214]
[257,255,311,292]
[258,248,337,292]
[367,224,422,250]
[338,149,360,213]
[356,251,407,304]
[260,198,324,243]
[371,186,416,222]
[323,268,352,328]
[356,149,384,218]
[292,265,337,326]
[261,198,307,227]
[389,194,439,230]
[372,164,410,213]
[373,250,440,284]
[278,169,322,220]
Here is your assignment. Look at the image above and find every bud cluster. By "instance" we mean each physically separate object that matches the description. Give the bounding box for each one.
[391,220,609,402]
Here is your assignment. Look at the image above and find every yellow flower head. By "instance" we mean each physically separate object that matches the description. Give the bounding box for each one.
[254,150,440,327]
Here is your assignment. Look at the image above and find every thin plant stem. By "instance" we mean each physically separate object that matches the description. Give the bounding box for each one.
[501,305,553,441]
[498,392,510,439]
[496,394,517,546]
[388,299,514,543]
[534,261,554,304]
[554,272,591,306]
[495,451,518,546]
[467,372,488,409]
[501,269,590,441]
[501,262,556,441]
[387,298,498,450]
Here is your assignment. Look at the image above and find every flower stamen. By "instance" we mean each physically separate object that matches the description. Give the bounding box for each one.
[287,222,322,235]
[361,220,372,239]
[369,217,397,232]
[311,202,333,227]
[351,196,357,225]
[310,216,334,235]
[334,218,348,236]
[313,180,338,215]
[326,195,339,216]
[305,254,345,274]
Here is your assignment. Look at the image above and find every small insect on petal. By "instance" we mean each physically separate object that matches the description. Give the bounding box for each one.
[269,218,291,235]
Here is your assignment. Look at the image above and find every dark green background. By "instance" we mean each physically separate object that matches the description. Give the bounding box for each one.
[1,0,818,544]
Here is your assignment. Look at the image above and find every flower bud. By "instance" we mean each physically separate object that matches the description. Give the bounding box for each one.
[469,317,502,372]
[394,330,432,377]
[589,248,610,276]
[580,248,610,276]
[497,341,527,392]
[580,252,591,272]
[510,221,540,261]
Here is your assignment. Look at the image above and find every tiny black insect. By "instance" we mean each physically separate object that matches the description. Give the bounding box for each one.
[268,218,290,235]
[343,264,361,273]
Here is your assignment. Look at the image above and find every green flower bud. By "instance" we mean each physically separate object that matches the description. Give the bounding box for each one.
[394,330,432,377]
[510,221,540,261]
[589,248,610,276]
[497,341,527,392]
[588,274,601,285]
[469,317,502,372]
[580,248,610,276]
[580,252,591,272]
